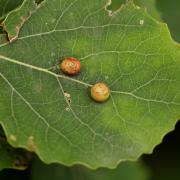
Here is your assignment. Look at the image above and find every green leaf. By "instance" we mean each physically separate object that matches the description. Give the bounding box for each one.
[31,157,150,180]
[132,0,180,43]
[0,26,8,45]
[128,0,180,43]
[0,0,24,20]
[0,32,8,44]
[0,0,179,168]
[1,0,37,42]
[110,0,161,20]
[111,0,180,43]
[0,126,31,170]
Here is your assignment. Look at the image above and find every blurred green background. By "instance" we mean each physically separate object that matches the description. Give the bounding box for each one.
[0,0,179,179]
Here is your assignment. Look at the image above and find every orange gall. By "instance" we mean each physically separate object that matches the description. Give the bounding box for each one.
[60,57,81,75]
[91,83,110,103]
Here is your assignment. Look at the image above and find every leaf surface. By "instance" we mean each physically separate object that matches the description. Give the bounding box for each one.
[0,0,180,168]
[111,0,180,43]
[110,0,161,21]
[0,33,7,44]
[1,0,37,42]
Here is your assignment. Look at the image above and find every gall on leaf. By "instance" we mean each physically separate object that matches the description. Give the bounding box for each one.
[60,57,81,75]
[91,83,110,103]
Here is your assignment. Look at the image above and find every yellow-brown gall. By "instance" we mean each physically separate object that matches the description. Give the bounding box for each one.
[91,83,110,103]
[60,57,81,75]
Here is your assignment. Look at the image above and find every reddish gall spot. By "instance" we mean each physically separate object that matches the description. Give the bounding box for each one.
[60,57,81,75]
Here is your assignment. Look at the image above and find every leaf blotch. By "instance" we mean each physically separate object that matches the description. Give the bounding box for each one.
[27,136,37,152]
[8,134,17,142]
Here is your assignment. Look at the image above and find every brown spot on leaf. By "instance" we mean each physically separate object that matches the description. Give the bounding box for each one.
[20,16,27,22]
[27,136,37,152]
[8,134,17,142]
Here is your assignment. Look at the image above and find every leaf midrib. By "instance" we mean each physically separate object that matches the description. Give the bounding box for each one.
[0,54,179,106]
[0,54,92,87]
